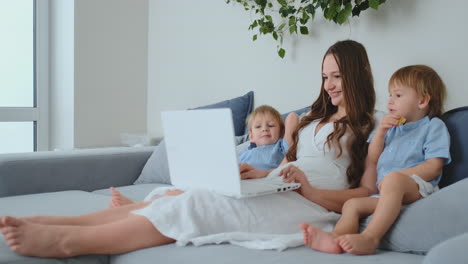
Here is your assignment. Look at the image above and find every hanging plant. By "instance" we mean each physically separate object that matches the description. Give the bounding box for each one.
[226,0,386,58]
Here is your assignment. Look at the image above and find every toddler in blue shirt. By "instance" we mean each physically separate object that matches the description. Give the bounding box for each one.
[301,65,451,255]
[238,105,299,179]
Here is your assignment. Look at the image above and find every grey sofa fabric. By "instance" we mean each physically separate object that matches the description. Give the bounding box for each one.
[0,147,153,197]
[423,232,468,264]
[93,183,170,202]
[0,191,111,264]
[111,244,423,264]
[364,178,468,254]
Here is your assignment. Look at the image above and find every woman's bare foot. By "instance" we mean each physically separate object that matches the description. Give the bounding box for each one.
[300,223,343,254]
[0,216,73,257]
[109,187,134,208]
[337,234,379,255]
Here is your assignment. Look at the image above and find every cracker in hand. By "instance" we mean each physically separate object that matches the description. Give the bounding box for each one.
[397,116,407,126]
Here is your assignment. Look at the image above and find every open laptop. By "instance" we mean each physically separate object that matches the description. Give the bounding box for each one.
[161,108,300,198]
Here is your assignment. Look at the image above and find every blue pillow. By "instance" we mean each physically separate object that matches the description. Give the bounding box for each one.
[192,91,254,136]
[439,106,468,188]
[281,106,310,120]
[134,92,254,185]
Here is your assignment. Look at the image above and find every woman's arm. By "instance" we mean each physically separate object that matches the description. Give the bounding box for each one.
[284,112,300,147]
[281,154,378,213]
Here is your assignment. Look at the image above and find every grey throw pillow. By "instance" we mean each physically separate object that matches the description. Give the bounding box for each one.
[134,140,171,184]
[134,92,254,185]
[362,178,468,254]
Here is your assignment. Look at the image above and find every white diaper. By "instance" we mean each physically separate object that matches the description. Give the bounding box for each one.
[410,174,439,198]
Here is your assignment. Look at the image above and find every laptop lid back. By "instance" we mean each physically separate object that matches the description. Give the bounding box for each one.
[161,108,242,195]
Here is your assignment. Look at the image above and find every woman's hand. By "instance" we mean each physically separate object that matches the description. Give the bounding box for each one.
[280,165,313,196]
[239,163,269,179]
[280,165,310,186]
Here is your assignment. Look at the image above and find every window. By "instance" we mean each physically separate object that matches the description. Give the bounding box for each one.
[0,0,49,154]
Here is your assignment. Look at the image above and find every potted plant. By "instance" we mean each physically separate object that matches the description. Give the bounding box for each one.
[226,0,386,58]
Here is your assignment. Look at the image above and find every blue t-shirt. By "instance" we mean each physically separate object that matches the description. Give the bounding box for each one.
[375,116,451,187]
[238,138,289,171]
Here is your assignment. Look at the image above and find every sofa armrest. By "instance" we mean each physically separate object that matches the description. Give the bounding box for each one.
[0,147,154,197]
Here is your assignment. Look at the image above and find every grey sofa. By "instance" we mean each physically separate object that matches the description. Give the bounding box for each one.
[1,106,468,264]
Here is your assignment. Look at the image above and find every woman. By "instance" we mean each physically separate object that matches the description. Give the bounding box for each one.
[0,40,377,258]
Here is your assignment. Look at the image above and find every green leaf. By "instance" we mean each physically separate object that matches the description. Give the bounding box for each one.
[289,24,297,34]
[300,10,310,24]
[278,48,285,58]
[265,15,273,22]
[305,4,316,16]
[300,26,309,34]
[278,23,286,31]
[369,0,380,9]
[277,0,287,6]
[273,31,278,40]
[248,20,258,30]
[253,34,258,41]
[288,16,296,26]
[336,3,352,24]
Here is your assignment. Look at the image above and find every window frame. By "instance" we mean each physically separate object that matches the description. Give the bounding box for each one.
[0,0,49,152]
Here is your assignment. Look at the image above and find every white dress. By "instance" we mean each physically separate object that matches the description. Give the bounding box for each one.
[133,120,350,250]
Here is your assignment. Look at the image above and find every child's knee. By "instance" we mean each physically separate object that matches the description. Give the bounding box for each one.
[342,198,361,213]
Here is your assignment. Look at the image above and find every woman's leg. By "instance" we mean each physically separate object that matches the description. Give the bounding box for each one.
[301,197,377,254]
[1,214,174,258]
[337,172,421,255]
[23,201,149,226]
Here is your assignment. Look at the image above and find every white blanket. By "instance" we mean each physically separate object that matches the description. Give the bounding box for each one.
[133,121,349,250]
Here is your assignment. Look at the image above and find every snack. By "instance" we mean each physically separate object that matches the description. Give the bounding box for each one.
[397,116,407,126]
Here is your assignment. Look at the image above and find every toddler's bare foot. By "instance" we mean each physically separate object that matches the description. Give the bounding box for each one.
[164,189,184,196]
[300,223,342,254]
[109,187,134,208]
[0,216,72,257]
[337,234,379,255]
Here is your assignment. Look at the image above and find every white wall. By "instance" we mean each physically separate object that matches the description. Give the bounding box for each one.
[148,0,468,138]
[49,0,148,149]
[50,0,75,150]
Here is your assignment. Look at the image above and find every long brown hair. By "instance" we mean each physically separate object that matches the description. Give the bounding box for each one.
[286,40,376,188]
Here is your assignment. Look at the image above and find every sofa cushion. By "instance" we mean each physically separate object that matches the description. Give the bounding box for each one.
[111,243,422,264]
[93,183,170,202]
[365,178,468,254]
[423,232,468,264]
[0,191,110,264]
[440,106,468,188]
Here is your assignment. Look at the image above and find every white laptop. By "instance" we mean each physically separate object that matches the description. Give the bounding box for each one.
[161,108,300,198]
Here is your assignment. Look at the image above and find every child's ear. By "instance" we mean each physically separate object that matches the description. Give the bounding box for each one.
[418,94,431,110]
[248,131,255,143]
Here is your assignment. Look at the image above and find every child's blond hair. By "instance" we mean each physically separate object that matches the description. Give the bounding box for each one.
[246,105,285,137]
[389,65,447,118]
